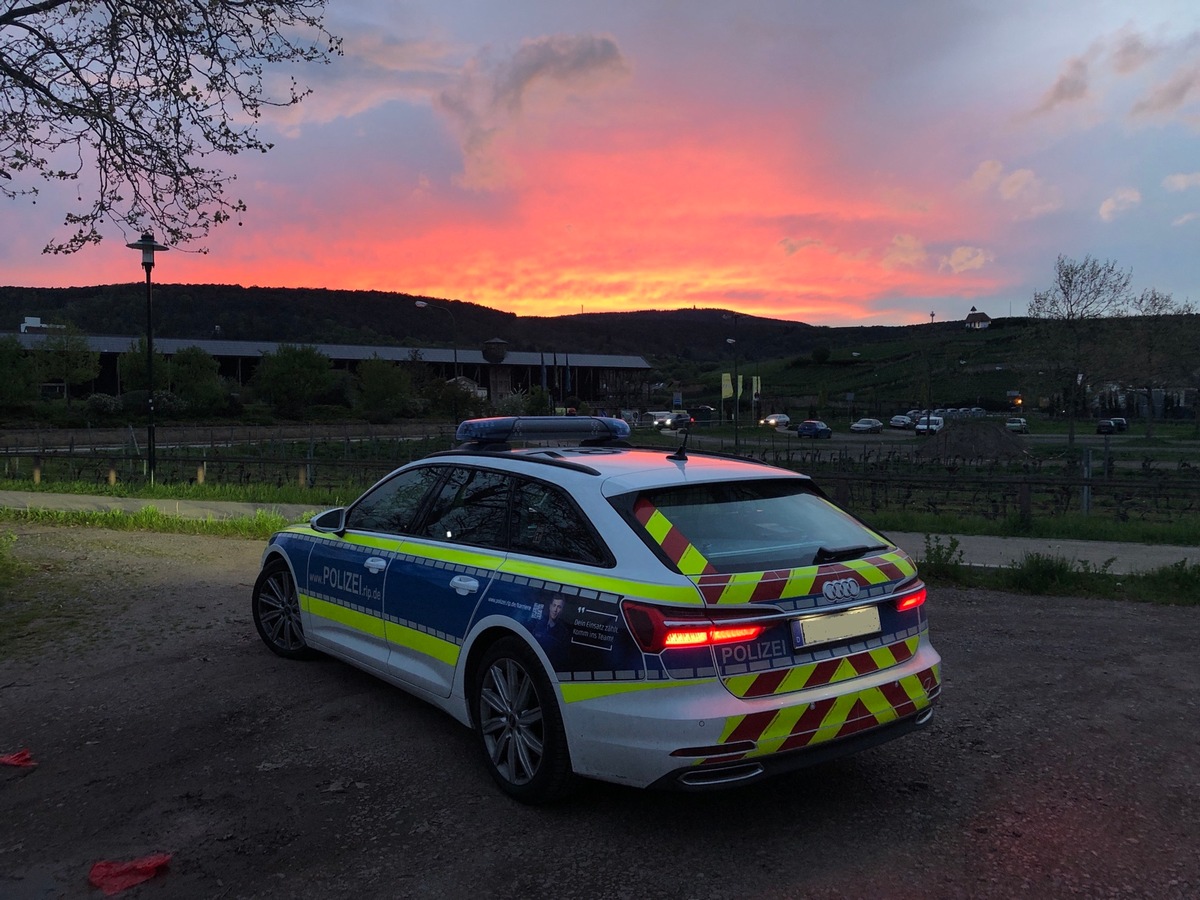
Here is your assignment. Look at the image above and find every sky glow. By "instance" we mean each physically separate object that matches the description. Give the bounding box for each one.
[2,1,1199,326]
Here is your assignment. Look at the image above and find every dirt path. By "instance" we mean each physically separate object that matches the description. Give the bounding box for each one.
[2,527,1198,899]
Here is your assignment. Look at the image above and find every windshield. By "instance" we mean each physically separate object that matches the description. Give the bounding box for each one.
[620,479,889,574]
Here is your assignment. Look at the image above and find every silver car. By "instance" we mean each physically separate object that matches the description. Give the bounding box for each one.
[252,416,941,803]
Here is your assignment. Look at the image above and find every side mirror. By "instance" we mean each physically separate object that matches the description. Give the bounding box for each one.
[311,507,346,534]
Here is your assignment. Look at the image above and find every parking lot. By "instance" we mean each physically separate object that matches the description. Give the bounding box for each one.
[2,526,1198,899]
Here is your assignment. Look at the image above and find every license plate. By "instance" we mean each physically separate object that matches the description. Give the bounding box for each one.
[791,605,881,649]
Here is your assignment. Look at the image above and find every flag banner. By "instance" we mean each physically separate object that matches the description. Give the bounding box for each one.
[753,376,761,397]
[736,375,744,399]
[721,373,733,399]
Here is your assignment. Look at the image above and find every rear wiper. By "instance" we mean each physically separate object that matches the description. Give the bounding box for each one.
[813,543,888,564]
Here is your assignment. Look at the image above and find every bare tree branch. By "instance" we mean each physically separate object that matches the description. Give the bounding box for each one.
[0,0,341,253]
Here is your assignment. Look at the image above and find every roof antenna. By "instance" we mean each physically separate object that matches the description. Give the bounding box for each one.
[666,426,690,461]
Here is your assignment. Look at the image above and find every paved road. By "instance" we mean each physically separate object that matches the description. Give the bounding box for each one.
[2,490,1195,575]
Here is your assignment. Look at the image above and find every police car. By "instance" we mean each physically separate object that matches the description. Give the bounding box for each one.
[252,416,941,803]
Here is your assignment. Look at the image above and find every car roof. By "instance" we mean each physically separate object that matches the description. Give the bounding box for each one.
[421,416,813,496]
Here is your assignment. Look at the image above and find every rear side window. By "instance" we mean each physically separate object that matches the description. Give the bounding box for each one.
[509,478,610,566]
[621,479,886,574]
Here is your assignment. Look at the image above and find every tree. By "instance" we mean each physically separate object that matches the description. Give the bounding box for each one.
[171,346,228,413]
[355,356,414,422]
[0,1,341,253]
[1028,254,1132,445]
[1119,289,1196,436]
[0,336,34,409]
[117,338,170,393]
[33,324,100,405]
[250,344,334,417]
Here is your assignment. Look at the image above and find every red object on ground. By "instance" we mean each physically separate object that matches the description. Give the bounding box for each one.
[0,748,37,767]
[87,854,172,895]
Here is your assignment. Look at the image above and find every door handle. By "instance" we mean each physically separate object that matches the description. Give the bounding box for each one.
[364,557,387,574]
[449,575,479,596]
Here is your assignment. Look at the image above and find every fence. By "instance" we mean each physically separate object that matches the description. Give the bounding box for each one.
[3,424,1200,527]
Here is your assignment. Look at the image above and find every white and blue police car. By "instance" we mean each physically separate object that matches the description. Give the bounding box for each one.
[252,416,941,803]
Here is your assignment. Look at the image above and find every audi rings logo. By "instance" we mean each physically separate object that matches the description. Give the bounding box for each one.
[821,578,861,601]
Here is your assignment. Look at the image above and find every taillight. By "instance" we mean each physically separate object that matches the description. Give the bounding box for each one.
[622,601,768,653]
[895,585,927,612]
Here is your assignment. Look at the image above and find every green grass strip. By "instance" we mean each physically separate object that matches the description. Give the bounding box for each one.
[0,506,298,540]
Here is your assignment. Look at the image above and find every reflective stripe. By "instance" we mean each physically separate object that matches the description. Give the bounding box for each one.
[725,636,920,698]
[559,679,697,703]
[497,557,702,605]
[383,621,460,667]
[302,594,386,638]
[707,665,940,763]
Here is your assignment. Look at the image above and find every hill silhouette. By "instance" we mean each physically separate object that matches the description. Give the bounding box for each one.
[0,283,948,363]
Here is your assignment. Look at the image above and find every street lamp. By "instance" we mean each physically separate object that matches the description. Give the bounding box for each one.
[126,231,169,483]
[726,337,739,454]
[415,300,459,419]
[723,313,743,453]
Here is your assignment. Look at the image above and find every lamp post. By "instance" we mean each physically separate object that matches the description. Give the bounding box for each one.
[415,300,459,420]
[723,313,742,453]
[126,231,169,483]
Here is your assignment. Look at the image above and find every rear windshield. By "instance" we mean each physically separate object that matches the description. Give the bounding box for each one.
[620,479,889,574]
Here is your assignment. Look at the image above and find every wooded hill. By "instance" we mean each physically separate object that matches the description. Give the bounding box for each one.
[0,282,933,362]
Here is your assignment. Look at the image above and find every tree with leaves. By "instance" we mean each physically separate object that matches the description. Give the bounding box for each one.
[0,335,34,409]
[117,337,170,394]
[355,356,415,423]
[33,324,100,405]
[250,344,333,418]
[171,345,229,414]
[1028,254,1133,444]
[0,1,340,253]
[1118,289,1197,436]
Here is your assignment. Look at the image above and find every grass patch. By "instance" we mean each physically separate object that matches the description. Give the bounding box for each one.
[915,534,1200,605]
[0,506,299,540]
[868,509,1200,546]
[0,477,349,509]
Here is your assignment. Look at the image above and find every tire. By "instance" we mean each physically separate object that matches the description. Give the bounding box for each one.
[472,636,574,804]
[252,558,316,660]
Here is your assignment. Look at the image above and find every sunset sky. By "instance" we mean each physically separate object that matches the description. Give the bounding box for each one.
[2,1,1199,326]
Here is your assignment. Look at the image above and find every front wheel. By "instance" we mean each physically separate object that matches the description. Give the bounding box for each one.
[472,637,574,804]
[252,558,316,660]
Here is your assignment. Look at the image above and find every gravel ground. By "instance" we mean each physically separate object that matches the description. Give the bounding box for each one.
[1,526,1197,899]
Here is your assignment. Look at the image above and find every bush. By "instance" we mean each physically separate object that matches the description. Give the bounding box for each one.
[85,393,123,416]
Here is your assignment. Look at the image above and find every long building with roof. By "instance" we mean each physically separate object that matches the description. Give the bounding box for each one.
[9,331,654,411]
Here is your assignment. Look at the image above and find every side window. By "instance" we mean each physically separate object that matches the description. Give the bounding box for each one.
[510,478,609,566]
[420,467,511,549]
[345,466,442,535]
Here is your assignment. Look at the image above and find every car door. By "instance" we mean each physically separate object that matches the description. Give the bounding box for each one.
[304,465,443,672]
[384,465,511,697]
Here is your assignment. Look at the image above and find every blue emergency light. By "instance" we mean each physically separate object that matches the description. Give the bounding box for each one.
[456,416,632,446]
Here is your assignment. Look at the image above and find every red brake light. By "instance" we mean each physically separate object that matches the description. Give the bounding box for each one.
[895,586,927,612]
[622,601,767,653]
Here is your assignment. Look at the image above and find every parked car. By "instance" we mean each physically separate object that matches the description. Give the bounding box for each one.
[850,418,884,434]
[1005,417,1029,434]
[889,415,914,429]
[250,415,941,802]
[915,415,945,435]
[794,419,833,439]
[1110,417,1128,432]
[1096,419,1116,435]
[759,413,791,427]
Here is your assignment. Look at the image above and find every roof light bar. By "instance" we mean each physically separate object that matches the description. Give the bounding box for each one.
[456,415,632,445]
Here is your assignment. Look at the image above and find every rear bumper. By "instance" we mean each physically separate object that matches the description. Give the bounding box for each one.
[648,703,935,791]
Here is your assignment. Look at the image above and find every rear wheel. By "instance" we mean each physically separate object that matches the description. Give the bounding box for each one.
[252,558,315,660]
[473,637,574,804]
